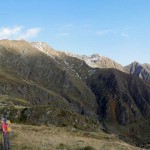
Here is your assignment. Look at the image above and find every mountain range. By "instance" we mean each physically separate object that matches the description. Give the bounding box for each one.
[66,52,150,83]
[0,39,150,148]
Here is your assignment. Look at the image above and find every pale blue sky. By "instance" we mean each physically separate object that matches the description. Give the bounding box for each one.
[0,0,150,65]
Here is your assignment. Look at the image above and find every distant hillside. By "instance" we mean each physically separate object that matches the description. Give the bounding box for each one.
[65,52,124,72]
[66,52,150,83]
[124,61,150,82]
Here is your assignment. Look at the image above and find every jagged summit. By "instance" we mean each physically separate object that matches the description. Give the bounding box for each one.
[31,41,58,58]
[64,51,124,71]
[82,54,124,71]
[31,42,54,52]
[124,61,150,82]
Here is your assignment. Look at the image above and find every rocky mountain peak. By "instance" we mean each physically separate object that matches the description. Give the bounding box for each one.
[86,54,103,63]
[31,42,51,51]
[31,42,61,58]
[124,61,150,82]
[81,54,124,71]
[63,51,124,71]
[131,61,141,67]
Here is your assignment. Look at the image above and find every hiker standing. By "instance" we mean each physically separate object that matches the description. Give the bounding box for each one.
[1,118,11,150]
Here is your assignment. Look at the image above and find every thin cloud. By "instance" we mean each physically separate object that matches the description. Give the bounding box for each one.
[55,32,69,38]
[0,26,22,39]
[95,28,129,38]
[95,29,112,36]
[0,26,41,40]
[18,28,41,39]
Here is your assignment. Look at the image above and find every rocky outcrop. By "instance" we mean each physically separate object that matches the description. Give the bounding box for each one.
[124,61,150,83]
[66,53,124,72]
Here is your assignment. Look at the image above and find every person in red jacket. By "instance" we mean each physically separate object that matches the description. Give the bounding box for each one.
[1,118,10,150]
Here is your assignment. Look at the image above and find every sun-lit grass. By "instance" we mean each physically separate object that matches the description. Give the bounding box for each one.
[5,123,143,150]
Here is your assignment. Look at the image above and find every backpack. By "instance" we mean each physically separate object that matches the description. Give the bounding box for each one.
[6,120,11,133]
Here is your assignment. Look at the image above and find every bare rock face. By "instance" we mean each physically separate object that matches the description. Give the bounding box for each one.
[124,61,150,83]
[65,53,125,72]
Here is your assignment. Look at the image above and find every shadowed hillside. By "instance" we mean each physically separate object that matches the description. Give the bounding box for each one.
[87,68,150,147]
[0,40,97,117]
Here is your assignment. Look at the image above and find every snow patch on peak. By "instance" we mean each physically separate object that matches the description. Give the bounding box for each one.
[31,42,48,52]
[31,42,54,58]
[91,54,102,58]
[88,54,103,62]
